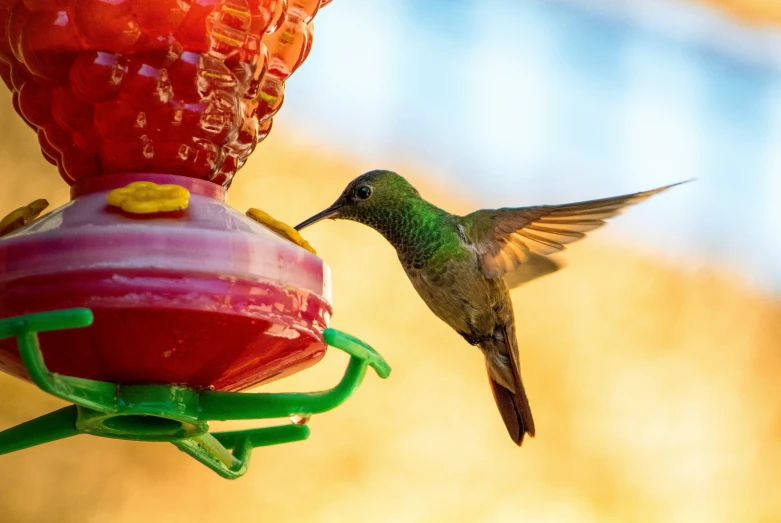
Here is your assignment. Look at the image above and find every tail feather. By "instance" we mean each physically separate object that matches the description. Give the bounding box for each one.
[488,376,535,444]
[482,326,535,445]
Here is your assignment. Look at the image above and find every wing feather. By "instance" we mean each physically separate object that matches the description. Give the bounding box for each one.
[463,182,687,279]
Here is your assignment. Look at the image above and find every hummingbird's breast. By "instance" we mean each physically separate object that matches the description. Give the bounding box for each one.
[402,229,510,341]
[372,201,512,338]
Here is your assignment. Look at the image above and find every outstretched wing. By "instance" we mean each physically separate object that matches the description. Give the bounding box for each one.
[464,182,685,279]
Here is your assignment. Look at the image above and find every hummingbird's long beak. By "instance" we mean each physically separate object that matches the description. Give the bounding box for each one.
[294,204,343,231]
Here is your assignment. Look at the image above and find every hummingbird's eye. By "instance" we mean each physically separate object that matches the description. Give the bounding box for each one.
[356,186,373,200]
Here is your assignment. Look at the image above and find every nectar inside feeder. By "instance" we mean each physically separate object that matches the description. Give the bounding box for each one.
[0,0,390,479]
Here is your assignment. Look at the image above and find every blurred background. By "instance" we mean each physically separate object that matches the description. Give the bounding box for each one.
[1,0,780,521]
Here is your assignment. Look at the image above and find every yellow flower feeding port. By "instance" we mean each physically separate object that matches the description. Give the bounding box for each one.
[107,182,191,214]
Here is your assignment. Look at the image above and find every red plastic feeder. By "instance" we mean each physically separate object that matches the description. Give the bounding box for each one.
[0,1,391,480]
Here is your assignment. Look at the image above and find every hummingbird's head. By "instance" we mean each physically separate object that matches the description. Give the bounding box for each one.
[295,170,421,230]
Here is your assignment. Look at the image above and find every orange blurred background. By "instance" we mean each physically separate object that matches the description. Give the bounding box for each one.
[1,114,780,522]
[2,1,781,522]
[696,0,781,24]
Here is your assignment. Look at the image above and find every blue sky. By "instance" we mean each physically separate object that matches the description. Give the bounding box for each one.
[276,0,781,294]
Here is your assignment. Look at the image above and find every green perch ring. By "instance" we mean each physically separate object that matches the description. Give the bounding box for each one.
[0,309,390,480]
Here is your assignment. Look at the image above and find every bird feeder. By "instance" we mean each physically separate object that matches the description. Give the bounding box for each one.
[0,0,389,479]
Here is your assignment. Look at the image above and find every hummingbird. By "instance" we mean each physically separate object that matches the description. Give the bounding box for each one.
[295,171,684,445]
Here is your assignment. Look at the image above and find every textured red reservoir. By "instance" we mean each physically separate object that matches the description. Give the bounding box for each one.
[0,0,323,186]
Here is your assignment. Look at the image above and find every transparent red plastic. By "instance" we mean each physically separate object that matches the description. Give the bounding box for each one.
[0,0,325,186]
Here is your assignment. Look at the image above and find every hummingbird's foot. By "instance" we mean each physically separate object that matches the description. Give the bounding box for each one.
[246,208,316,254]
[459,330,490,347]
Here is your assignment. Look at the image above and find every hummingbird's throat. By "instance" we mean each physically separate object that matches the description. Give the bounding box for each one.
[355,201,456,268]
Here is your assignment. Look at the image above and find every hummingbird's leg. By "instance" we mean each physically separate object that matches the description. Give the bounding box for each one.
[458,331,482,346]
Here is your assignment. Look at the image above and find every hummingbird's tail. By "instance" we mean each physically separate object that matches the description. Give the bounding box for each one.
[482,325,535,445]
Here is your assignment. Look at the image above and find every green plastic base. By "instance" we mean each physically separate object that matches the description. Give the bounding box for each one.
[0,309,390,479]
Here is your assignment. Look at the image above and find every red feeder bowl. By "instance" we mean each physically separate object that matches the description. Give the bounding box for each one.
[0,174,332,391]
